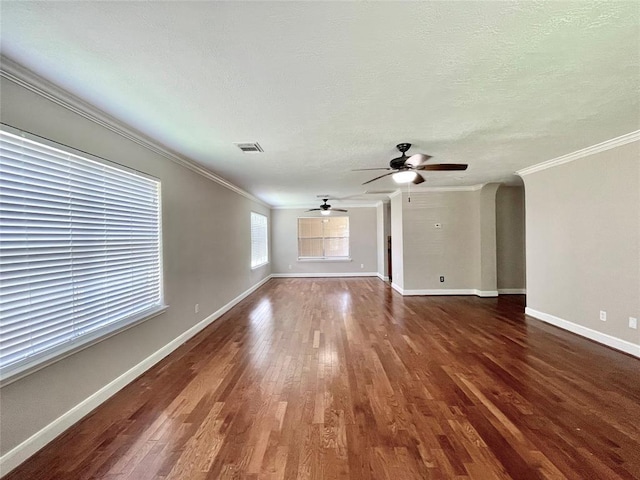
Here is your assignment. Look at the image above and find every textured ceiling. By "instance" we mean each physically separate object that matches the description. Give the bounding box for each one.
[1,1,639,206]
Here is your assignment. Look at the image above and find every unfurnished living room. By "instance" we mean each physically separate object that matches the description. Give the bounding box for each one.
[0,1,638,479]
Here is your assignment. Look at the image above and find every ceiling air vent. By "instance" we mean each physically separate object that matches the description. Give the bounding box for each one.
[234,142,264,153]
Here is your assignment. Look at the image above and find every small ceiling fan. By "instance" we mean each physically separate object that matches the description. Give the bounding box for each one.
[355,143,468,185]
[306,198,348,216]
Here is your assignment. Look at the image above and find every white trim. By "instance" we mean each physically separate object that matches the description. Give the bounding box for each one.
[0,56,270,208]
[389,185,486,197]
[525,308,640,358]
[475,290,499,297]
[498,288,527,295]
[271,272,378,278]
[376,273,390,281]
[271,203,378,210]
[0,275,272,477]
[413,184,485,192]
[297,258,352,263]
[390,285,498,297]
[517,130,640,176]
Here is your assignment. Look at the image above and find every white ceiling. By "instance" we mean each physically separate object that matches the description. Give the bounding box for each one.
[1,1,638,207]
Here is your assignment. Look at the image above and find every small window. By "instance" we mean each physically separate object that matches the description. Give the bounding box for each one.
[250,212,268,268]
[0,129,164,381]
[298,217,349,259]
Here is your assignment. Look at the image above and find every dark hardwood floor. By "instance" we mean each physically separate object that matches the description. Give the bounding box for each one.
[6,278,640,479]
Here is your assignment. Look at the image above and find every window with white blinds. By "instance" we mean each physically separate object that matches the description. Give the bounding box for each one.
[250,212,268,268]
[298,217,349,259]
[0,129,164,381]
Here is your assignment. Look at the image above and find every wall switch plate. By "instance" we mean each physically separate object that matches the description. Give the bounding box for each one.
[440,276,445,282]
[599,310,607,321]
[434,223,442,229]
[630,317,638,329]
[195,304,199,313]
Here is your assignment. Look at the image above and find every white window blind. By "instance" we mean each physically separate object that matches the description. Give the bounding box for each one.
[0,129,164,380]
[251,212,268,268]
[298,217,349,259]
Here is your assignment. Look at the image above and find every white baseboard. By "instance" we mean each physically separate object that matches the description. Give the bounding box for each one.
[525,307,640,358]
[390,282,403,294]
[0,275,272,478]
[270,272,378,278]
[376,273,389,281]
[392,286,498,297]
[498,288,527,294]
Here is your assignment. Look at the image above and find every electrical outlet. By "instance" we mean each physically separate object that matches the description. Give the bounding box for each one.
[360,263,364,269]
[440,276,445,282]
[288,264,292,270]
[630,317,638,329]
[195,304,199,314]
[599,310,606,321]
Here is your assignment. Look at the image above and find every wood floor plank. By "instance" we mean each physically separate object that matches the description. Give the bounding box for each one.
[4,278,640,479]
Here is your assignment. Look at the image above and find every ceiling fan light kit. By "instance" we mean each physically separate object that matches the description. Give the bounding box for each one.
[355,143,468,186]
[392,170,418,184]
[306,198,348,215]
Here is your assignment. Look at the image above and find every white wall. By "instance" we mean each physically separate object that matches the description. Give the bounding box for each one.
[0,74,271,462]
[522,139,639,355]
[270,207,377,276]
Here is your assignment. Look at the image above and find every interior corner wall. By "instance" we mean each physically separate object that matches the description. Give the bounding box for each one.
[376,203,385,278]
[522,140,640,351]
[270,207,377,275]
[478,184,500,293]
[390,193,404,290]
[496,185,526,290]
[0,77,272,458]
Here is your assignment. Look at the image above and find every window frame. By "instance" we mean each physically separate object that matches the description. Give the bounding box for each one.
[0,126,167,385]
[297,216,351,261]
[250,211,269,269]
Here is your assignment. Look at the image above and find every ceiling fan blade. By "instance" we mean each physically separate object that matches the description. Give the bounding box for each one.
[416,163,468,171]
[406,153,432,167]
[362,172,395,185]
[330,208,348,212]
[306,208,321,212]
[412,173,425,185]
[352,167,392,171]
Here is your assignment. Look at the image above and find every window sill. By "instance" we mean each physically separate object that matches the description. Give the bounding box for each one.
[297,258,352,263]
[0,304,169,387]
[251,262,269,270]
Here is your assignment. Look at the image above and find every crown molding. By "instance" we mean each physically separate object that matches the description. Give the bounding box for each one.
[0,56,270,208]
[272,202,378,210]
[517,130,640,177]
[395,184,485,194]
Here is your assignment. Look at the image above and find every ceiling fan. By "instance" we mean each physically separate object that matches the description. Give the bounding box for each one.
[306,198,348,216]
[355,143,468,185]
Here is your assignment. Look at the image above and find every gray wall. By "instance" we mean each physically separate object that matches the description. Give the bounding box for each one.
[496,186,526,290]
[400,190,481,291]
[271,207,377,275]
[390,193,404,289]
[0,78,271,455]
[522,140,639,346]
[376,201,391,279]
